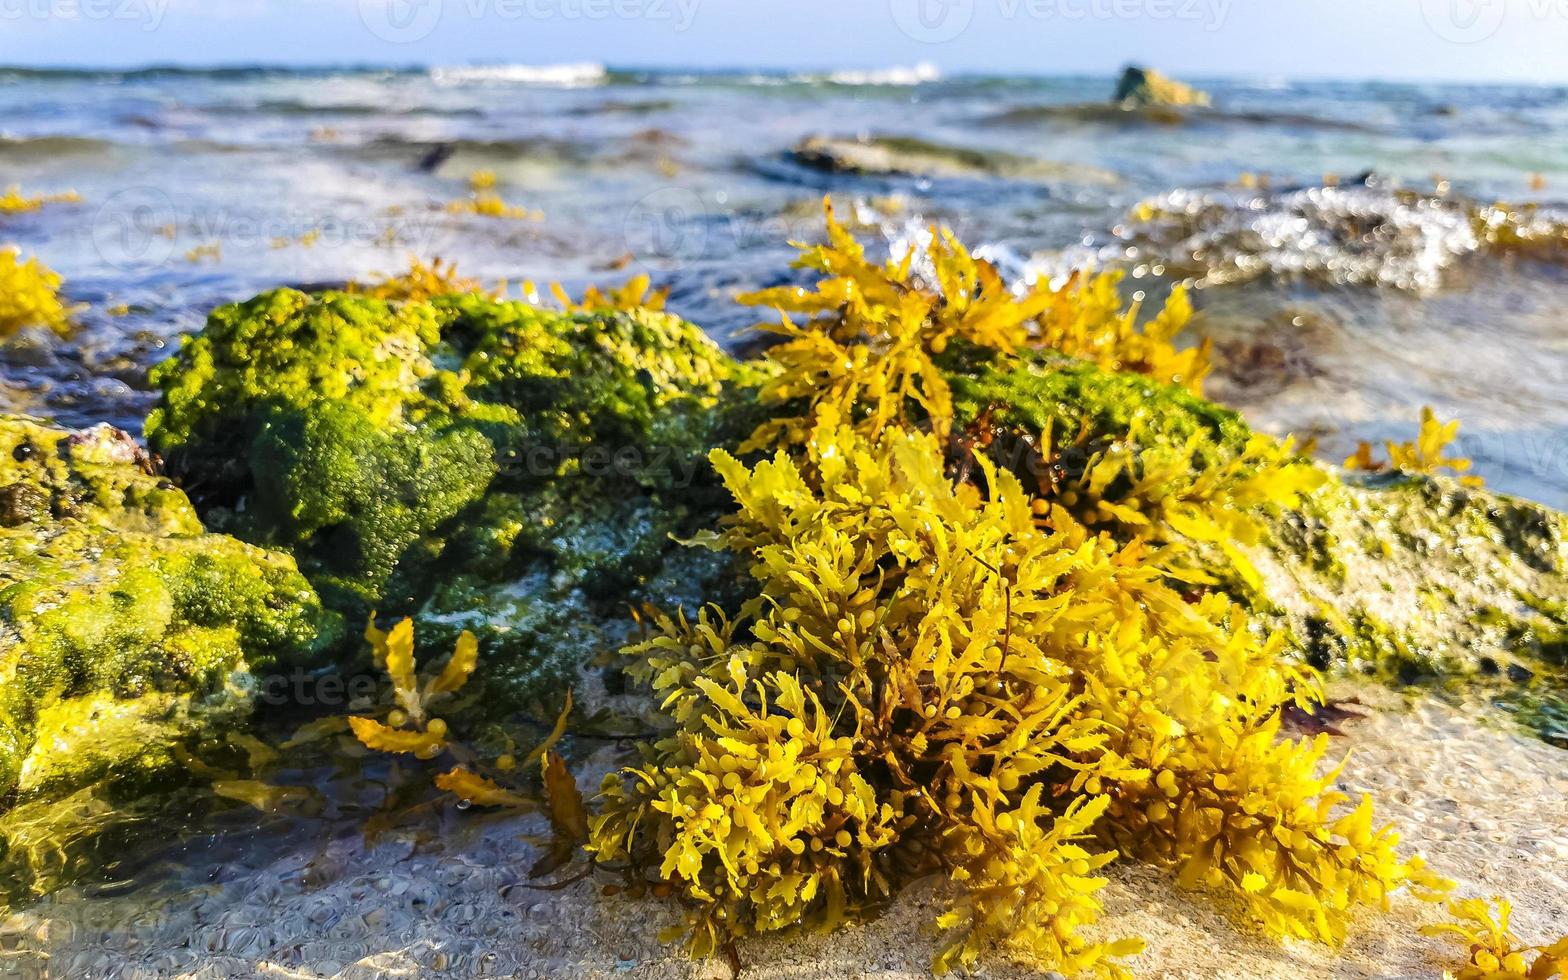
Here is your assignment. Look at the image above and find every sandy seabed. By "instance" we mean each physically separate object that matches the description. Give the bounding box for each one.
[2,683,1564,980]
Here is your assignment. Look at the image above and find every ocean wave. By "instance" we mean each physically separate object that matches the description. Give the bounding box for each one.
[796,63,942,87]
[0,65,416,83]
[428,63,607,87]
[1019,180,1566,293]
[201,100,484,118]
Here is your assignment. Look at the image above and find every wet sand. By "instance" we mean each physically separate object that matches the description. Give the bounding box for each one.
[2,683,1563,979]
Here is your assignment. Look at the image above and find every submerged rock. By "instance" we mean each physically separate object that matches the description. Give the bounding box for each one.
[1112,66,1211,108]
[146,290,754,708]
[788,134,1117,184]
[1106,183,1568,292]
[0,414,339,899]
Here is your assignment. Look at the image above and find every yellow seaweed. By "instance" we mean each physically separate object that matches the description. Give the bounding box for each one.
[591,425,1447,974]
[0,247,76,336]
[735,198,1205,451]
[1421,897,1568,979]
[1344,406,1484,487]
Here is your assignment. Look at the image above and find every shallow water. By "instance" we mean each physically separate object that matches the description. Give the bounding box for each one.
[4,685,1566,978]
[3,64,1568,504]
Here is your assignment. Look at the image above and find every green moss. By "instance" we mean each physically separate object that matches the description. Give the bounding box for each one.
[0,414,340,816]
[949,349,1250,464]
[148,290,750,705]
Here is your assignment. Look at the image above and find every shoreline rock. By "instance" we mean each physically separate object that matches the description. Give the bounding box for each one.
[0,413,339,905]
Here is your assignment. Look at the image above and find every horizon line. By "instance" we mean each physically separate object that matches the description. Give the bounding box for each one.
[1,60,1565,88]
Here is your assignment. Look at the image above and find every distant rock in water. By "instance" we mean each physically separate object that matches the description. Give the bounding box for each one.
[787,133,1118,184]
[1112,65,1211,108]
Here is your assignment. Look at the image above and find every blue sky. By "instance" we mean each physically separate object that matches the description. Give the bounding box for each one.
[0,0,1566,82]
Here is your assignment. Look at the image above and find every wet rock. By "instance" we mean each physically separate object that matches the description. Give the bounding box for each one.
[788,134,1117,185]
[1112,65,1211,108]
[146,290,758,709]
[0,414,340,902]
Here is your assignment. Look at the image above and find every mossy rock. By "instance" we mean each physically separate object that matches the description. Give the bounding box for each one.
[0,414,340,900]
[1112,66,1211,108]
[1256,472,1568,686]
[147,290,755,708]
[948,352,1568,713]
[950,349,1249,465]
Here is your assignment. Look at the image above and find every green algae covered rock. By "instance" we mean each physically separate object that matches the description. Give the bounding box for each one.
[950,350,1250,465]
[147,290,752,707]
[0,413,341,814]
[948,351,1568,725]
[1262,473,1568,682]
[1113,65,1211,108]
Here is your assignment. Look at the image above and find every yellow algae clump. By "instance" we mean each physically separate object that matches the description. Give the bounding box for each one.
[1038,422,1325,592]
[0,185,81,215]
[736,198,1204,452]
[736,198,1042,449]
[1344,406,1483,487]
[1421,897,1568,979]
[548,273,670,313]
[590,423,1448,974]
[1033,270,1210,395]
[447,173,543,221]
[1471,200,1568,259]
[346,256,490,302]
[0,247,76,336]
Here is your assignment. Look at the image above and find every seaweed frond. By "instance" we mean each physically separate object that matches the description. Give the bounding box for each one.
[348,616,583,828]
[0,246,77,336]
[1345,406,1483,486]
[548,273,671,313]
[348,616,466,759]
[1421,897,1568,979]
[736,197,1206,451]
[1033,270,1209,395]
[346,256,490,301]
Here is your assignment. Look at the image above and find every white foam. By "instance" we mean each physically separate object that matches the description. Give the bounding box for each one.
[797,63,942,87]
[428,63,607,87]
